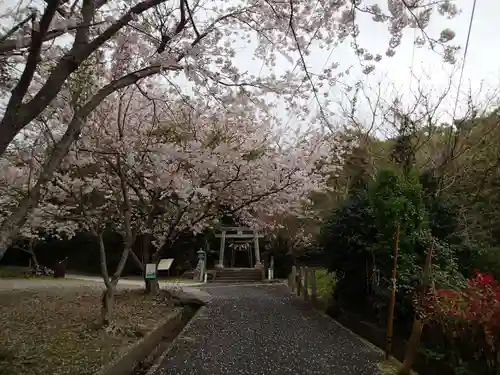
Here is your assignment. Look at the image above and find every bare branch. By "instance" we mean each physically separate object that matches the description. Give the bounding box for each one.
[0,0,173,157]
[157,0,186,53]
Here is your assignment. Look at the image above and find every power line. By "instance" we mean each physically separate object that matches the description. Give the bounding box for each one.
[437,0,478,184]
[283,44,339,130]
[451,0,477,122]
[283,4,370,132]
[408,28,417,96]
[257,0,322,80]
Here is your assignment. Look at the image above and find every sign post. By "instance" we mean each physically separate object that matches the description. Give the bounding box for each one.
[145,263,157,280]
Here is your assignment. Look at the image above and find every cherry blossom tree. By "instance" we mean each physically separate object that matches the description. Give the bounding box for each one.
[44,116,138,325]
[0,0,460,260]
[34,84,346,297]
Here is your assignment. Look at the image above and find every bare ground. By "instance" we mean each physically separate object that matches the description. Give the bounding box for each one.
[0,286,176,375]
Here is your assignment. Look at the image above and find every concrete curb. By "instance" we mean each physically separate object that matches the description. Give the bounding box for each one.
[99,309,183,375]
[146,305,208,375]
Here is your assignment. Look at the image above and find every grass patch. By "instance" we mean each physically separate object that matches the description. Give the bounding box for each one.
[0,266,58,280]
[307,268,336,304]
[0,287,175,375]
[0,266,28,278]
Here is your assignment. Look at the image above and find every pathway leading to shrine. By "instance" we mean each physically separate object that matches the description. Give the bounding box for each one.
[150,283,383,375]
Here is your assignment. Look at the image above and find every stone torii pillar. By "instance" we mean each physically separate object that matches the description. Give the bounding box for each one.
[253,232,262,268]
[216,230,226,268]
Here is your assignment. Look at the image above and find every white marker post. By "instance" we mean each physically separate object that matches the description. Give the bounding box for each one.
[145,263,157,280]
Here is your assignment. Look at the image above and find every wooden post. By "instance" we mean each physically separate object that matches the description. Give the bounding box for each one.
[385,224,400,360]
[297,267,302,296]
[311,268,317,303]
[303,266,309,301]
[398,243,434,375]
[290,266,297,292]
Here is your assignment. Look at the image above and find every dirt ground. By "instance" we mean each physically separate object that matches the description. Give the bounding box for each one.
[0,286,175,375]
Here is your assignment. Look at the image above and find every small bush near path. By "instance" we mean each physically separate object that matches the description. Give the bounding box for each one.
[308,268,336,304]
[0,287,175,375]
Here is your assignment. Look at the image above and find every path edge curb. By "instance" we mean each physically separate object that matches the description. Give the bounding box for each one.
[145,305,208,375]
[98,308,183,375]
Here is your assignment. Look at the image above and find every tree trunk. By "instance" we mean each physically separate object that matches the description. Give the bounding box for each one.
[28,238,39,268]
[399,243,433,374]
[100,286,115,326]
[30,251,39,268]
[144,278,160,295]
[141,233,159,295]
[398,317,424,375]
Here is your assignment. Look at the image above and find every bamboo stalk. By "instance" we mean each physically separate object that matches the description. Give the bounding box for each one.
[385,224,400,360]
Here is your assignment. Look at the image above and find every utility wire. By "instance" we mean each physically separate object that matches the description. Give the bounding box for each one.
[283,44,340,130]
[408,28,417,96]
[438,0,478,190]
[257,0,322,80]
[451,0,477,122]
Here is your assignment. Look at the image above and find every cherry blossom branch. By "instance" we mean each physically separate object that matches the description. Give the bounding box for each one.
[0,20,108,54]
[0,0,173,158]
[0,63,182,259]
[6,1,59,121]
[287,0,332,131]
[184,0,199,38]
[43,0,71,18]
[157,0,186,53]
[0,11,36,43]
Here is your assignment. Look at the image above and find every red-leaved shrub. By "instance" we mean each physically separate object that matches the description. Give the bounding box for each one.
[422,270,500,374]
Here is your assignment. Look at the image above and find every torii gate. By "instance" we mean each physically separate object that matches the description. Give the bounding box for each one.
[214,226,264,269]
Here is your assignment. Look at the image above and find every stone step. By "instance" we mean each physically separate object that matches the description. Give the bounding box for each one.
[208,280,264,284]
[216,271,262,276]
[182,268,264,282]
[212,268,263,283]
[215,277,262,282]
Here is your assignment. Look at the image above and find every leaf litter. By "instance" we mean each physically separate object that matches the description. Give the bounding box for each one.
[0,287,175,375]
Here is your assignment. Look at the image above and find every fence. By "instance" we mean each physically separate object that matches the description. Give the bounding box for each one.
[287,265,317,303]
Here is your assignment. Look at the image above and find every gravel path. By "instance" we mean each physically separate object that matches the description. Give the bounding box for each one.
[152,284,382,375]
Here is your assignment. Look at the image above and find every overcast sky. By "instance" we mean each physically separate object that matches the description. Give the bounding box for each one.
[243,0,499,137]
[1,0,497,139]
[327,0,499,134]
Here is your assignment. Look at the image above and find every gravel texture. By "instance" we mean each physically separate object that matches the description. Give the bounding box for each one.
[153,284,382,375]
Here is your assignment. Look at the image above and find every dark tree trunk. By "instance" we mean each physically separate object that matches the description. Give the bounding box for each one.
[141,233,160,295]
[144,278,160,295]
[101,286,115,326]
